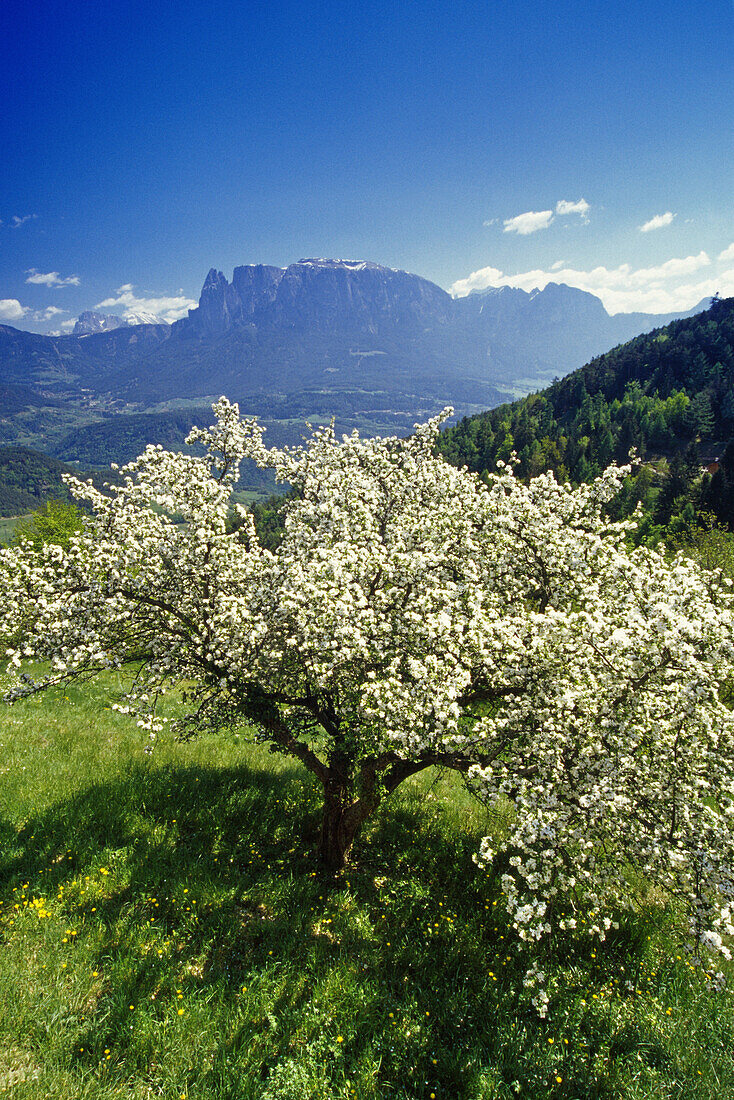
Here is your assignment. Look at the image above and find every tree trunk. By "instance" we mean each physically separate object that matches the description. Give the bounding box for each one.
[318,779,377,872]
[316,754,440,870]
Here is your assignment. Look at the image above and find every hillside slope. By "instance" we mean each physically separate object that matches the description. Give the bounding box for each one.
[0,447,81,515]
[439,297,734,530]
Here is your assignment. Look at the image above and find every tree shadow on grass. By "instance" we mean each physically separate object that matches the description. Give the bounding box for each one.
[0,760,702,1099]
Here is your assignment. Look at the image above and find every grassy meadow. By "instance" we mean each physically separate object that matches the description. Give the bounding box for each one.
[0,516,24,546]
[1,674,733,1098]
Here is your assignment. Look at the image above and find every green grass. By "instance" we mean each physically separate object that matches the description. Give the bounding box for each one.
[1,676,733,1098]
[0,515,25,545]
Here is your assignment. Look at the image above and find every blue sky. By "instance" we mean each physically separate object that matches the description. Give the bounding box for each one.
[1,0,733,333]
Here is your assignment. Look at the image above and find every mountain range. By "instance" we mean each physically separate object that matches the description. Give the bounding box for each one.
[72,310,168,335]
[0,258,708,468]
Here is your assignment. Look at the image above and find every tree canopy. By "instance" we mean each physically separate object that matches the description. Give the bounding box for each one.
[3,398,734,976]
[11,498,84,549]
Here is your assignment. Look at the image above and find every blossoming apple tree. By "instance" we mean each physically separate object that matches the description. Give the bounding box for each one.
[3,398,734,962]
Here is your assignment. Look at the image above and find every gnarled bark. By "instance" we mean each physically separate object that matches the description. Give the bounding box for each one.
[317,755,433,870]
[318,782,377,871]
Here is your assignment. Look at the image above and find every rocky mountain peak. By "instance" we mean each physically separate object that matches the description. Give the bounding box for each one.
[177,258,453,339]
[73,310,127,336]
[294,258,384,271]
[202,268,227,291]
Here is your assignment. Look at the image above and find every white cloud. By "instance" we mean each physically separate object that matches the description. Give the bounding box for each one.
[626,251,709,284]
[503,210,555,235]
[450,267,504,295]
[59,318,77,330]
[556,198,590,220]
[10,214,37,228]
[718,242,734,262]
[34,306,67,322]
[449,248,733,313]
[551,260,566,270]
[491,199,590,235]
[450,266,509,297]
[639,211,676,233]
[96,285,196,324]
[0,299,30,321]
[25,269,80,287]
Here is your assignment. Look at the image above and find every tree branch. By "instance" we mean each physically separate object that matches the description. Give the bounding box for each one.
[240,688,331,784]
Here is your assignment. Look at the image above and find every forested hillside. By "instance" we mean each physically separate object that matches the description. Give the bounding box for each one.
[0,447,78,515]
[439,296,734,534]
[53,409,214,466]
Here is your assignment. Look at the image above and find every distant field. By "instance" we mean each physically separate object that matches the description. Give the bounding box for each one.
[1,673,733,1098]
[0,514,24,544]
